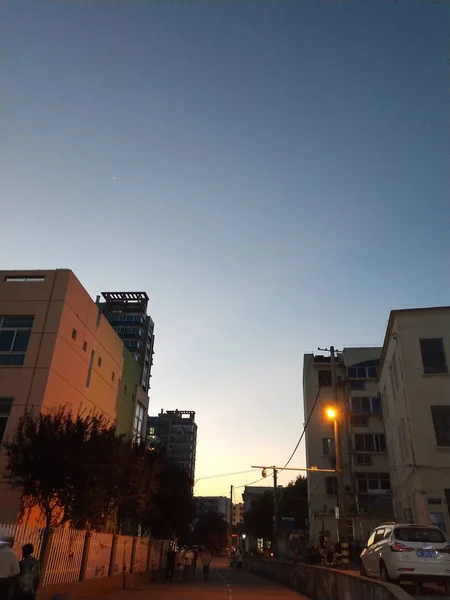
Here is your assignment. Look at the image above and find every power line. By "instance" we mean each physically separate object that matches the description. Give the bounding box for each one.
[195,468,258,483]
[234,387,323,490]
[279,385,322,474]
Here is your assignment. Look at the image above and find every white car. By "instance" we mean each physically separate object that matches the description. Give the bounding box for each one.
[360,523,450,591]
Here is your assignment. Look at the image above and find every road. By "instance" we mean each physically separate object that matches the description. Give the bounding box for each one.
[99,556,310,600]
[347,568,450,599]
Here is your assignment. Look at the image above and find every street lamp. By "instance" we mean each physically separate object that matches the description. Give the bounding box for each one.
[324,405,346,546]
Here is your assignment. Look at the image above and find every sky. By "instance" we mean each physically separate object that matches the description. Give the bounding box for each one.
[1,1,449,501]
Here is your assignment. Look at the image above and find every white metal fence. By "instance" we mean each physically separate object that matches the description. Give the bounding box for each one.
[0,522,168,588]
[85,532,113,580]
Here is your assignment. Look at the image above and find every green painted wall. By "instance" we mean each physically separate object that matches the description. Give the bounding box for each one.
[115,347,140,437]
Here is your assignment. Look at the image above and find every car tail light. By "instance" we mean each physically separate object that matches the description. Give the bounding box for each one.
[390,542,413,552]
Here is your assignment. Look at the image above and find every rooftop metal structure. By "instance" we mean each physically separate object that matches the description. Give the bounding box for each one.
[101,291,149,305]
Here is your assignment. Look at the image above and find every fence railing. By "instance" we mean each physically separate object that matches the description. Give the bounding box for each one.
[0,522,169,589]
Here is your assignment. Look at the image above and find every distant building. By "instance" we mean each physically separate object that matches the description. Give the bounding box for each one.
[195,496,231,522]
[379,307,450,532]
[232,503,244,526]
[148,409,197,481]
[242,486,273,513]
[98,291,154,442]
[0,269,125,523]
[303,347,393,546]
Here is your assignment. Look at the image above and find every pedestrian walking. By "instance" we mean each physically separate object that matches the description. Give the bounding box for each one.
[175,549,184,582]
[192,548,198,578]
[165,544,177,583]
[0,537,20,600]
[13,544,40,600]
[236,548,243,569]
[201,548,212,581]
[183,548,194,582]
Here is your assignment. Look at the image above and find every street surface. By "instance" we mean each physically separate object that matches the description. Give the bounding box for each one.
[347,568,450,599]
[99,556,310,600]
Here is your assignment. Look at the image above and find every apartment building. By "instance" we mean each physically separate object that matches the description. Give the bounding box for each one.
[195,496,231,522]
[303,347,393,545]
[232,503,244,526]
[379,307,450,532]
[148,409,197,481]
[0,270,125,523]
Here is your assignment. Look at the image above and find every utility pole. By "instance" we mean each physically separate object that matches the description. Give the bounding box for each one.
[273,468,279,556]
[320,345,347,547]
[229,485,234,550]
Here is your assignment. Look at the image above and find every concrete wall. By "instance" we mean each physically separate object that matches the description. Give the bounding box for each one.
[244,558,412,600]
[380,308,450,529]
[0,269,125,523]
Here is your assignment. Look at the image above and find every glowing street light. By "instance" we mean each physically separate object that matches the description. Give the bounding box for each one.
[325,406,338,421]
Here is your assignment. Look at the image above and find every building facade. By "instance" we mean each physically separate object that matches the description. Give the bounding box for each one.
[232,503,244,526]
[98,292,155,394]
[195,496,231,522]
[148,409,197,481]
[379,307,450,533]
[0,270,125,523]
[303,347,393,546]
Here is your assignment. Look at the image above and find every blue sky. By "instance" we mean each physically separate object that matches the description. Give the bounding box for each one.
[2,1,448,498]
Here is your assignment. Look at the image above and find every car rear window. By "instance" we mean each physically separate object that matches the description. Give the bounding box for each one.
[394,527,446,543]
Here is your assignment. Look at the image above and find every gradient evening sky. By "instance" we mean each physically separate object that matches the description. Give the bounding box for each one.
[1,1,449,499]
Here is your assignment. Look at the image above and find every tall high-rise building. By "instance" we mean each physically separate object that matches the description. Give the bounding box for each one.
[303,347,393,546]
[148,409,197,481]
[98,292,155,395]
[0,269,125,523]
[379,307,450,532]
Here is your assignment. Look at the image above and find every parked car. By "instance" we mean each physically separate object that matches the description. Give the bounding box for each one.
[360,523,450,591]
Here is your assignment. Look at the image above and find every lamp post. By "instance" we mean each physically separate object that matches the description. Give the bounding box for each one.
[324,405,347,546]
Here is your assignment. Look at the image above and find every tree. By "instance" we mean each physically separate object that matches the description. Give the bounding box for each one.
[142,457,196,539]
[278,476,308,530]
[193,512,228,550]
[4,407,122,529]
[243,491,274,541]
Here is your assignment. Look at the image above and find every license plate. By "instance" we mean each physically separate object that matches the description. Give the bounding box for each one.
[416,550,437,558]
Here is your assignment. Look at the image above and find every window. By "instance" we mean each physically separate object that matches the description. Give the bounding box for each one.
[97,357,102,367]
[0,316,34,366]
[351,416,369,428]
[394,527,445,544]
[431,406,450,446]
[420,338,447,375]
[349,380,365,391]
[71,329,77,340]
[351,396,381,414]
[133,403,145,441]
[318,370,332,387]
[347,360,379,380]
[4,276,45,282]
[325,477,338,496]
[322,437,335,456]
[0,397,13,443]
[148,426,155,436]
[112,372,115,381]
[373,528,385,544]
[356,454,373,466]
[357,472,391,493]
[82,341,87,352]
[354,433,386,452]
[367,531,377,547]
